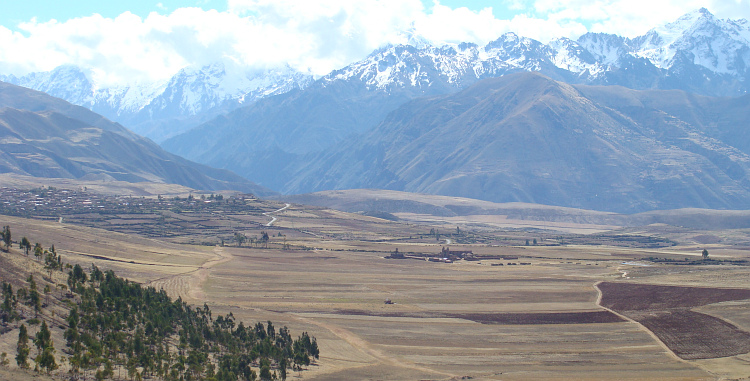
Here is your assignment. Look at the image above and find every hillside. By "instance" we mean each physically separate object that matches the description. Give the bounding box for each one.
[276,189,750,230]
[0,225,317,380]
[0,81,275,196]
[281,73,750,213]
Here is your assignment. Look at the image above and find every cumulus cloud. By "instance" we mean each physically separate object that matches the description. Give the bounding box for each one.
[0,0,747,87]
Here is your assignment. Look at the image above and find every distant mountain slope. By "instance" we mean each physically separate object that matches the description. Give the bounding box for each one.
[1,63,313,142]
[282,72,750,213]
[0,81,275,195]
[161,9,749,192]
[276,189,750,230]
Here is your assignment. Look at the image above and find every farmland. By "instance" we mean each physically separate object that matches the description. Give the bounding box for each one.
[597,282,750,360]
[1,186,750,379]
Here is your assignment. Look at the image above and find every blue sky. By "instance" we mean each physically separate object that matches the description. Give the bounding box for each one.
[1,0,748,85]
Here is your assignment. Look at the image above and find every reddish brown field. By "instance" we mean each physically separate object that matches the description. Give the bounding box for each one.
[597,282,750,311]
[634,310,750,360]
[598,282,750,360]
[457,311,624,325]
[333,309,624,324]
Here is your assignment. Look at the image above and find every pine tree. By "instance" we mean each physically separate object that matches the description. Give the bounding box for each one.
[16,324,30,368]
[1,226,10,251]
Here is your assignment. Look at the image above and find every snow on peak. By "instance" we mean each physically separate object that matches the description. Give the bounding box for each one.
[633,8,750,74]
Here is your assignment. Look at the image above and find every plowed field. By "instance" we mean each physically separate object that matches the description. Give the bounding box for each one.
[635,310,750,360]
[597,282,750,360]
[598,282,750,311]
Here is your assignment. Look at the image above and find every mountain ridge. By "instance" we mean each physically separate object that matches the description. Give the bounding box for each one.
[160,8,750,195]
[1,63,313,143]
[280,72,750,213]
[0,81,275,195]
[4,8,748,146]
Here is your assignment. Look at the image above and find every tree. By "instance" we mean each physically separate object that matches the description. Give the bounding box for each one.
[260,231,270,248]
[235,232,247,247]
[26,275,41,317]
[34,321,52,356]
[16,324,30,368]
[1,282,17,323]
[36,345,57,374]
[43,284,51,306]
[702,249,709,260]
[1,226,10,251]
[33,243,43,261]
[259,358,272,381]
[19,237,31,256]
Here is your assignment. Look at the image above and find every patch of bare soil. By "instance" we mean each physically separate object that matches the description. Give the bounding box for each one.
[634,310,750,360]
[457,311,623,324]
[597,282,750,360]
[598,282,750,311]
[330,309,623,324]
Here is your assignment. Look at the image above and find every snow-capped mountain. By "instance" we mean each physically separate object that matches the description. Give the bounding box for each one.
[317,8,749,98]
[1,62,313,142]
[0,65,168,118]
[578,8,750,88]
[323,33,595,93]
[161,8,750,195]
[2,8,748,152]
[633,8,750,75]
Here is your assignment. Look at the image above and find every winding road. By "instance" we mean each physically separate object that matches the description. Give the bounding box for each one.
[263,203,290,227]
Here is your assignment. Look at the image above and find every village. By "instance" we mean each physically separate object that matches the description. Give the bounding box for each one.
[386,246,530,265]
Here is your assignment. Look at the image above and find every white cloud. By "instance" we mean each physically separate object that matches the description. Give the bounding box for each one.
[524,0,750,37]
[0,0,748,87]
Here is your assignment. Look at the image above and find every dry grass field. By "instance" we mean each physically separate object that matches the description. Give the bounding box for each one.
[2,188,750,380]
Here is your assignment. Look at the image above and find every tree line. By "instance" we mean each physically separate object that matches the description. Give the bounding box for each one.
[1,226,319,380]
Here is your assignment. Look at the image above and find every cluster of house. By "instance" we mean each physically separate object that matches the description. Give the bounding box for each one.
[386,246,527,265]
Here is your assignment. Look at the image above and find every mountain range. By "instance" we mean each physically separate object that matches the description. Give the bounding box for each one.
[3,8,750,213]
[0,81,274,195]
[4,8,748,147]
[1,62,313,143]
[159,9,750,197]
[282,72,750,213]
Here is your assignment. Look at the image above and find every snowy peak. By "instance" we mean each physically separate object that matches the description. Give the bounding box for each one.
[324,31,606,93]
[2,8,749,145]
[7,65,95,106]
[319,7,750,98]
[633,8,750,75]
[576,33,630,66]
[151,61,313,117]
[547,37,600,74]
[3,62,313,141]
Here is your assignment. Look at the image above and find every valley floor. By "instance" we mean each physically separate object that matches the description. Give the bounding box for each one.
[2,196,750,380]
